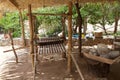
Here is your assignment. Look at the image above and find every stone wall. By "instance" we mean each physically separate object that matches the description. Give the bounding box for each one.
[0,38,30,46]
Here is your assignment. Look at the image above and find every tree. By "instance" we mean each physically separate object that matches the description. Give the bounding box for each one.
[112,2,120,34]
[0,12,21,37]
[33,6,68,37]
[80,3,118,35]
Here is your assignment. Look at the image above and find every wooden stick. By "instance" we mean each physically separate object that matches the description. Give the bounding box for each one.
[67,1,73,73]
[8,31,18,63]
[32,13,68,17]
[3,46,29,53]
[19,9,26,46]
[71,53,85,80]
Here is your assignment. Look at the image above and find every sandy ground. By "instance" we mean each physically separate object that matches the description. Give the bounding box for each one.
[0,46,33,80]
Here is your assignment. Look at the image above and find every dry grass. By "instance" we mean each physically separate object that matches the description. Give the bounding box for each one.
[0,0,117,12]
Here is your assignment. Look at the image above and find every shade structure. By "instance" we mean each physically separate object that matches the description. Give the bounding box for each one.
[0,0,118,11]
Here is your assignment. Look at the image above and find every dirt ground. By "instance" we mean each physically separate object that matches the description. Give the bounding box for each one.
[0,46,33,80]
[0,46,110,80]
[35,47,109,80]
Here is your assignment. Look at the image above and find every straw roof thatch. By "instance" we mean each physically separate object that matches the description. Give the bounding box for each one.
[0,0,118,12]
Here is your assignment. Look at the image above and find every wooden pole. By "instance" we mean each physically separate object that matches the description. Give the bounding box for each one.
[32,16,39,61]
[19,9,26,46]
[32,13,68,17]
[67,1,73,73]
[8,30,18,63]
[75,3,83,57]
[32,15,38,79]
[28,4,34,68]
[61,16,66,41]
[71,54,85,80]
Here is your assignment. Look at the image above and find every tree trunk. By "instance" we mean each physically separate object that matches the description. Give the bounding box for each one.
[74,26,78,34]
[61,16,66,41]
[101,4,108,35]
[75,3,83,57]
[83,17,87,35]
[102,16,108,35]
[114,15,119,34]
[73,17,79,34]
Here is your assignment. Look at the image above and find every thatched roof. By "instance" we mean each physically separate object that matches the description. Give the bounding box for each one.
[0,0,118,12]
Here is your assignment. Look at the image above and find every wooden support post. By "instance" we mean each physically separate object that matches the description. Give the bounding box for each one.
[32,15,39,73]
[32,16,39,62]
[75,3,83,57]
[61,16,66,41]
[67,1,73,73]
[19,9,26,46]
[61,16,66,58]
[28,4,34,68]
[8,30,18,63]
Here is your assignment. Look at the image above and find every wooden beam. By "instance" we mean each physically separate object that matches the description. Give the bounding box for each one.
[3,46,29,53]
[28,4,34,68]
[71,53,85,80]
[67,1,73,73]
[83,53,114,65]
[19,10,26,46]
[8,0,19,9]
[32,13,68,17]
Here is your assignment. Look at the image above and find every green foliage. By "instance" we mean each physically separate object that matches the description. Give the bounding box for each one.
[0,12,21,37]
[111,1,120,18]
[81,3,112,25]
[0,2,119,38]
[80,2,120,34]
[116,31,120,35]
[34,6,68,14]
[34,3,120,36]
[34,6,68,36]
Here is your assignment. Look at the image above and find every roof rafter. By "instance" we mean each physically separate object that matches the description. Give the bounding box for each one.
[8,0,19,10]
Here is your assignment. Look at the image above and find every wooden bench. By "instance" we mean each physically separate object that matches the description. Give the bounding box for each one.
[83,52,120,65]
[37,37,66,55]
[82,36,120,65]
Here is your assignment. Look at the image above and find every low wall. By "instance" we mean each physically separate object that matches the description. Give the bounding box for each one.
[0,38,30,46]
[73,38,114,46]
[82,38,113,46]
